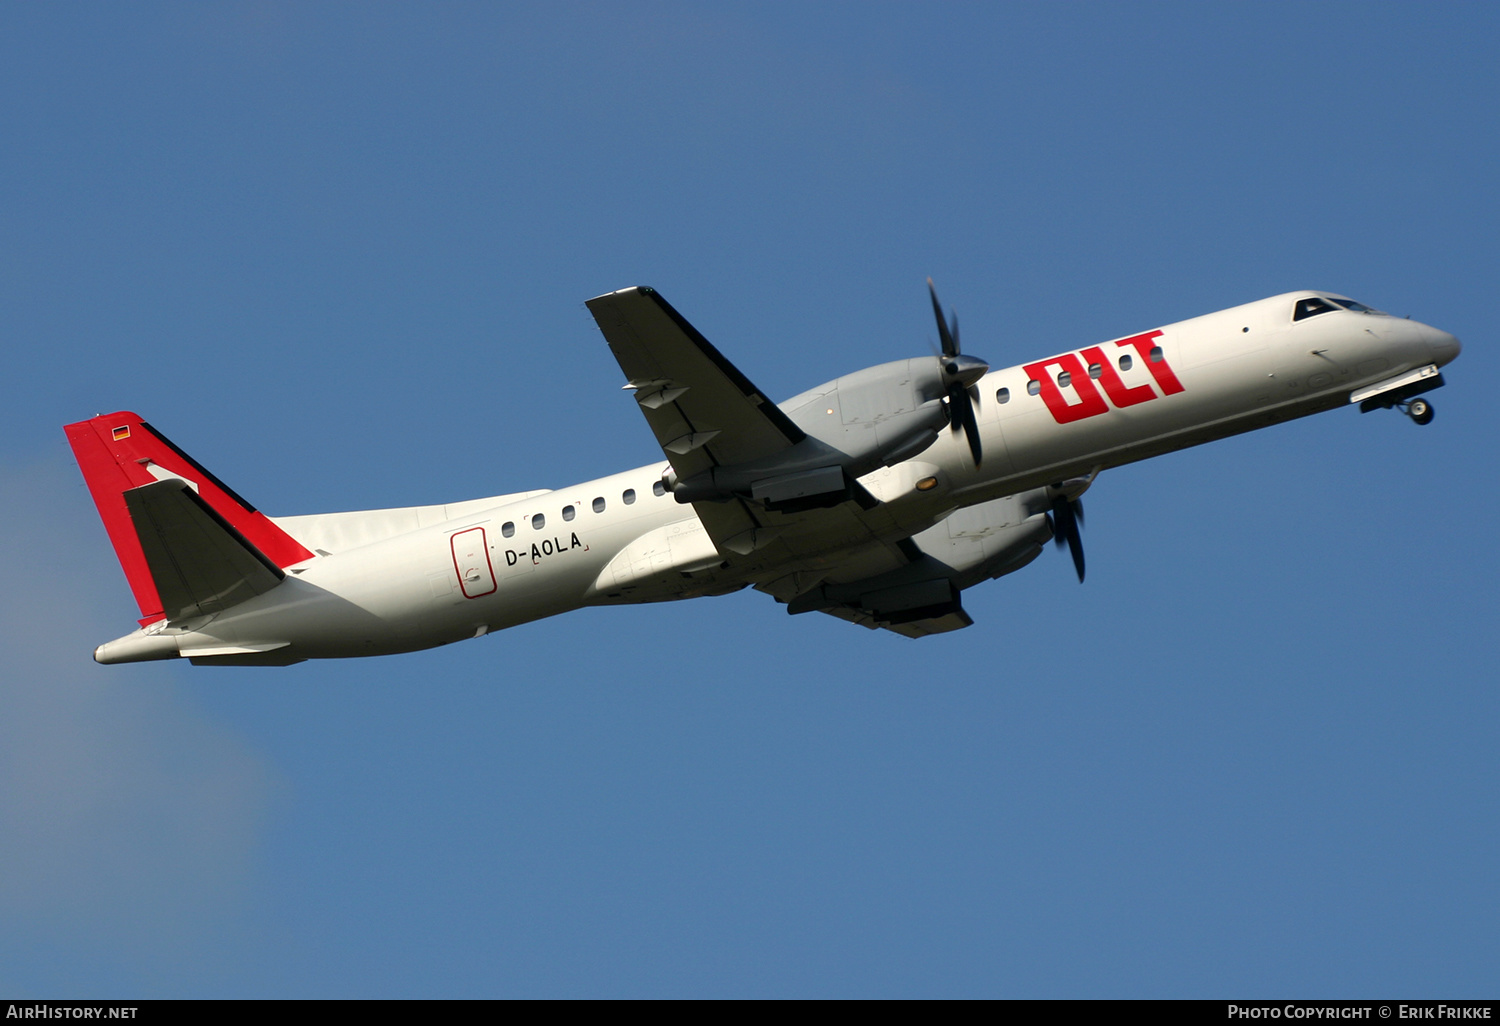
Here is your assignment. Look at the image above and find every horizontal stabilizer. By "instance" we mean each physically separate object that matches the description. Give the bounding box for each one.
[65,412,312,624]
[124,479,285,621]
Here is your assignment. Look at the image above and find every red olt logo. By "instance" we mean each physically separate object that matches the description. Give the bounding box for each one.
[1022,330,1184,425]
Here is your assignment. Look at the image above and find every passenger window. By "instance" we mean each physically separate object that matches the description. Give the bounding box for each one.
[652,480,666,497]
[1149,346,1164,363]
[592,496,606,514]
[532,513,545,530]
[502,522,515,538]
[1027,379,1041,396]
[996,387,1010,404]
[1118,354,1133,372]
[562,505,575,522]
[1088,363,1102,379]
[1057,371,1072,388]
[1293,297,1337,321]
[623,488,636,505]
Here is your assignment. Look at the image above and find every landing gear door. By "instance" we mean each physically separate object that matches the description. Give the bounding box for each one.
[450,527,497,598]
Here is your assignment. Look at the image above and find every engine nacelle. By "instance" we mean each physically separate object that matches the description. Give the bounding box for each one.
[664,358,955,511]
[779,358,951,475]
[660,355,983,515]
[786,492,1052,624]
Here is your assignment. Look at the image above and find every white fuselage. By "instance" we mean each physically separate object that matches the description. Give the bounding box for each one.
[100,291,1460,662]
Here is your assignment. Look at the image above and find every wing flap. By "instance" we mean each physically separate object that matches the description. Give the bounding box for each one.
[587,287,893,561]
[123,479,285,621]
[758,535,981,639]
[814,603,974,639]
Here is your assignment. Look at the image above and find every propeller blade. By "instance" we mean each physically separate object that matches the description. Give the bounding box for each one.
[1051,497,1086,583]
[949,384,982,467]
[928,279,985,467]
[927,278,959,358]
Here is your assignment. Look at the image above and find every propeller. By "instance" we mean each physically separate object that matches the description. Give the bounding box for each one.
[927,278,989,467]
[1049,493,1086,583]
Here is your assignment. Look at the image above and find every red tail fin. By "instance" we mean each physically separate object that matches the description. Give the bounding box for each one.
[64,412,313,625]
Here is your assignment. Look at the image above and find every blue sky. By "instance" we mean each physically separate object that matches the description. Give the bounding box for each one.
[1,1,1496,997]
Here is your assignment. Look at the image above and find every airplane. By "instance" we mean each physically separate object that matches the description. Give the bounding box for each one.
[66,284,1460,666]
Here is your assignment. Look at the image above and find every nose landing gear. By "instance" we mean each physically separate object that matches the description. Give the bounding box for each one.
[1354,367,1445,422]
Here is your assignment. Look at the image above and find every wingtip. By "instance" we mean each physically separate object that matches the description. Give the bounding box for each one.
[585,285,657,307]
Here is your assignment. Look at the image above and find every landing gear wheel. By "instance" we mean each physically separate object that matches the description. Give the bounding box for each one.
[1407,397,1434,425]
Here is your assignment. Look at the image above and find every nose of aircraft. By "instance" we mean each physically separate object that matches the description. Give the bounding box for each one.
[1429,328,1462,367]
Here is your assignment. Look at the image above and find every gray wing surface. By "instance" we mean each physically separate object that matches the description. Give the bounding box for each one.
[585,286,805,478]
[753,538,974,639]
[587,286,827,555]
[811,603,973,639]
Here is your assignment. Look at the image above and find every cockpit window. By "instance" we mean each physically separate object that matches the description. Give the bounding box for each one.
[1329,298,1378,314]
[1293,297,1339,321]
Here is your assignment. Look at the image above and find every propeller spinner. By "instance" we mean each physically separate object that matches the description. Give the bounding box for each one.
[927,279,988,467]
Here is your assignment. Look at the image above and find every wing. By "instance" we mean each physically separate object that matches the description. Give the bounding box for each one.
[585,286,805,476]
[754,537,974,639]
[588,286,841,555]
[812,602,973,639]
[585,288,1038,640]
